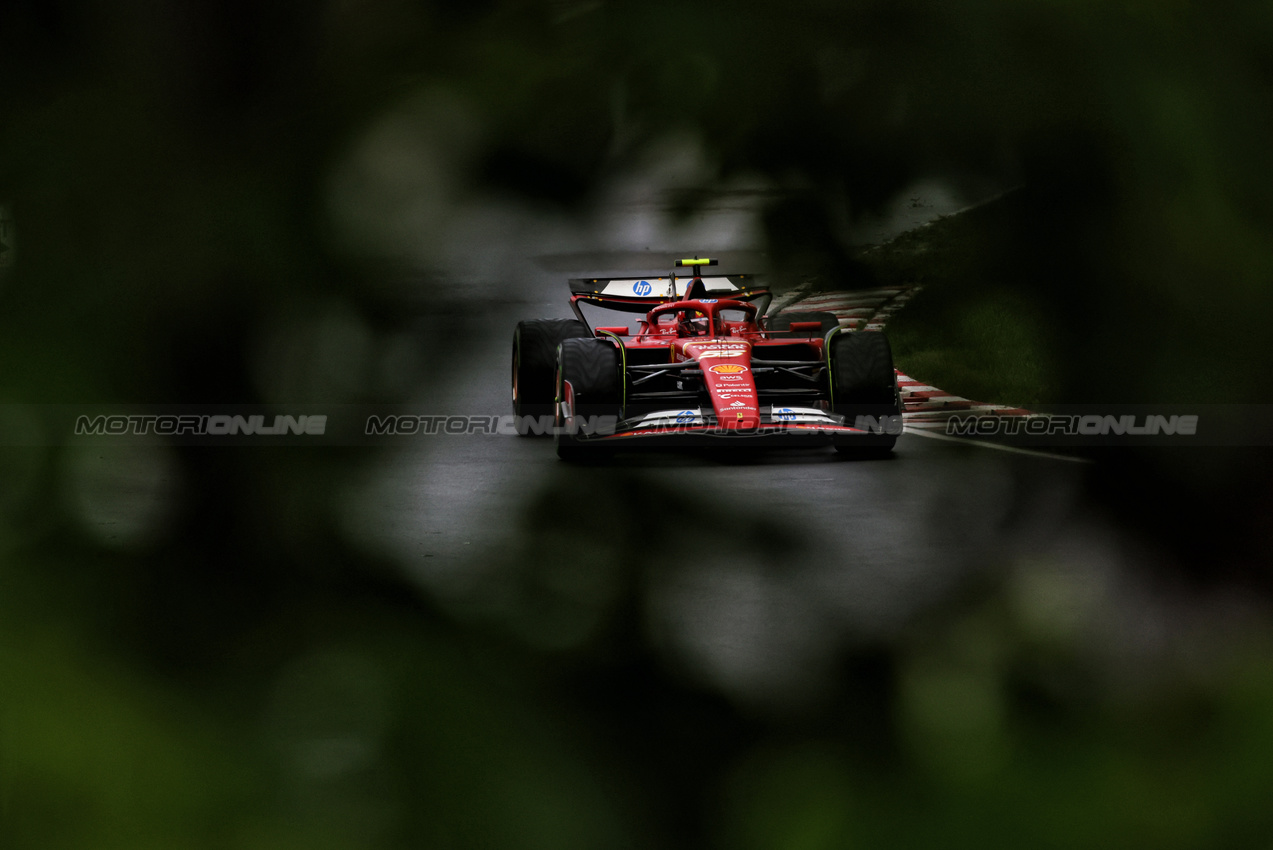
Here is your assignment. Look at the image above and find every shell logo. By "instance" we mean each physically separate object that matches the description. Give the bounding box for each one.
[710,363,748,374]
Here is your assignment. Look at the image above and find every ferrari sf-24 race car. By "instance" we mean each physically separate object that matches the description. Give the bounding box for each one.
[512,258,903,459]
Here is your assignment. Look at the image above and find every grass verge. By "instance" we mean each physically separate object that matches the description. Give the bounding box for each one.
[854,191,1060,408]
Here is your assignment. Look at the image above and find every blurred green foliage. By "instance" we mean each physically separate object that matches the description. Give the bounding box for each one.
[3,1,1273,848]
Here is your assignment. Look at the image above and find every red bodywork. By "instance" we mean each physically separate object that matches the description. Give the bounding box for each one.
[651,299,766,429]
[561,286,865,444]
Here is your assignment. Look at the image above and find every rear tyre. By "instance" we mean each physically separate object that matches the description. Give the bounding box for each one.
[512,319,590,436]
[555,338,621,460]
[828,331,902,454]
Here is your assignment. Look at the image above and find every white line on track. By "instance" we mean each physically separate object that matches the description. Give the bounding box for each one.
[903,426,1094,464]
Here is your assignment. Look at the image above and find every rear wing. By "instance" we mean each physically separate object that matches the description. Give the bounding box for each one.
[568,274,771,314]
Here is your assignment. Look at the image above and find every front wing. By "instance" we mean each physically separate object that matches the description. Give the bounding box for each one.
[562,405,882,448]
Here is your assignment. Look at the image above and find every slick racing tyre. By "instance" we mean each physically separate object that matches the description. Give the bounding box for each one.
[769,311,841,336]
[828,330,902,454]
[512,318,590,436]
[554,337,621,460]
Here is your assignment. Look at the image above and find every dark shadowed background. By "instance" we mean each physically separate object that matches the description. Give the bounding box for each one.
[3,1,1273,847]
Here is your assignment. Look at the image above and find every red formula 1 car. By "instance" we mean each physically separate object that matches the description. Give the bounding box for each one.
[512,258,902,459]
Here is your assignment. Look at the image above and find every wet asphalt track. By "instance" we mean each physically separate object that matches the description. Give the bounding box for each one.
[344,242,1094,677]
[327,163,1104,700]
